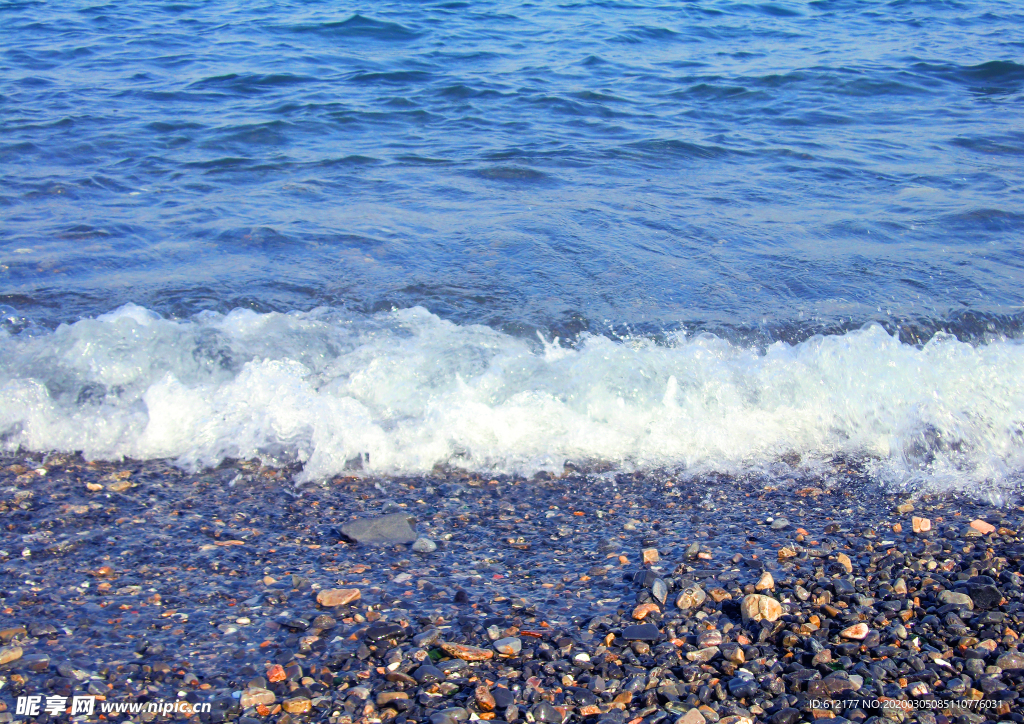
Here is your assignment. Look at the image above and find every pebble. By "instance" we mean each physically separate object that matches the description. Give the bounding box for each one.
[239,688,275,708]
[938,589,974,608]
[971,518,996,534]
[632,602,660,620]
[493,637,522,656]
[697,630,723,648]
[281,696,311,714]
[340,512,418,544]
[316,587,360,607]
[622,623,661,641]
[0,646,22,665]
[651,577,668,604]
[440,642,493,661]
[769,517,789,530]
[754,571,774,591]
[739,594,782,623]
[676,584,707,609]
[912,515,931,533]
[642,547,659,564]
[412,536,437,552]
[839,623,869,640]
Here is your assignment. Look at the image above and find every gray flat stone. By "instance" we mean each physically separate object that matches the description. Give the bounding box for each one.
[340,513,417,544]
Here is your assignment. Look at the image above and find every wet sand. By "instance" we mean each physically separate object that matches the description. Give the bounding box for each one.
[1,453,1022,724]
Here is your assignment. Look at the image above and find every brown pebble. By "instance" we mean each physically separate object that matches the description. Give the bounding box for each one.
[475,685,496,711]
[282,697,311,715]
[632,603,660,620]
[970,519,996,535]
[708,587,732,603]
[441,642,493,661]
[912,516,931,533]
[316,588,360,607]
[642,547,659,564]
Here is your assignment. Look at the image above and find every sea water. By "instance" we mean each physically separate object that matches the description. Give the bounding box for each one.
[1,1,1023,492]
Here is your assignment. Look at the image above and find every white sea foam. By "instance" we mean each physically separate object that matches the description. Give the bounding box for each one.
[1,304,1022,492]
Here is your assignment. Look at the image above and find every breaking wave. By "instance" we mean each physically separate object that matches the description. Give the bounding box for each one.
[1,305,1022,493]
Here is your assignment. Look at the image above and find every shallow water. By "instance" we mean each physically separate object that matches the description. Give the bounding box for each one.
[2,1,1023,488]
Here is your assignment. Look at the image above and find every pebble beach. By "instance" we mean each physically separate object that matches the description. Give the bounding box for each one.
[1,454,1022,724]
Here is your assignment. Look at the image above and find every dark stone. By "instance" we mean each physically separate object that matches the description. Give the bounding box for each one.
[532,701,562,723]
[772,708,800,724]
[492,688,515,709]
[365,622,405,643]
[727,677,758,698]
[621,624,661,641]
[413,665,444,683]
[967,584,1002,609]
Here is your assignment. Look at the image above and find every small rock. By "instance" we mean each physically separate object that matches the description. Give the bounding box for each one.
[642,547,660,564]
[282,697,311,715]
[21,654,49,672]
[340,513,417,544]
[412,537,437,553]
[840,623,869,640]
[687,646,719,663]
[770,518,789,530]
[475,685,496,712]
[632,603,660,620]
[755,571,774,591]
[441,642,493,661]
[912,516,931,533]
[622,623,661,641]
[720,643,745,664]
[708,587,732,603]
[266,664,286,683]
[316,588,360,607]
[0,646,22,666]
[995,652,1024,670]
[836,553,853,574]
[676,585,707,610]
[697,630,723,648]
[651,578,668,605]
[740,594,782,624]
[970,519,996,535]
[676,710,706,724]
[414,665,445,683]
[494,637,522,656]
[938,590,974,609]
[365,622,405,643]
[377,692,410,706]
[532,701,562,723]
[240,688,275,709]
[967,584,1001,609]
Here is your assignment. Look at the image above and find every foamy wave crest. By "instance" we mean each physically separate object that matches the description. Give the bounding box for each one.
[1,304,1023,490]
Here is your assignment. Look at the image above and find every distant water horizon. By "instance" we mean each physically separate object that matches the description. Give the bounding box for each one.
[2,1,1023,494]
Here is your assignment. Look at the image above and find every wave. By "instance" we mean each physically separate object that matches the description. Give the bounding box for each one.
[1,304,1022,493]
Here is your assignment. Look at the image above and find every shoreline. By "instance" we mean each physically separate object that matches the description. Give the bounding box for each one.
[0,453,1022,724]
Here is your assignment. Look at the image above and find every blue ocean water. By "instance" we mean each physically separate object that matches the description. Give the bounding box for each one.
[2,1,1023,490]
